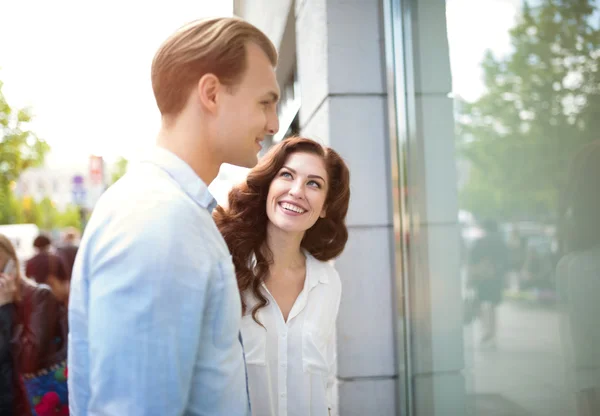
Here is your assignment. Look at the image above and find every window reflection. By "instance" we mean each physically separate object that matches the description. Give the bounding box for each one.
[557,141,600,416]
[448,0,600,414]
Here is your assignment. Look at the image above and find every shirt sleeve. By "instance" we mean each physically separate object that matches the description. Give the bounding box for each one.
[20,286,61,372]
[84,207,214,416]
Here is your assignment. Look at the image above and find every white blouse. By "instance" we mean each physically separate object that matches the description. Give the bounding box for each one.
[241,252,341,416]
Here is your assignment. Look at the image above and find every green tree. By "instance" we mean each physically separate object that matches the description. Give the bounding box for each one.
[21,196,41,226]
[14,195,81,231]
[55,204,82,230]
[457,0,600,220]
[36,197,57,230]
[0,79,50,223]
[111,157,128,185]
[7,191,25,224]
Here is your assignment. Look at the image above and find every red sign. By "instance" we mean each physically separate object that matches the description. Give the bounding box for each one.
[89,155,104,185]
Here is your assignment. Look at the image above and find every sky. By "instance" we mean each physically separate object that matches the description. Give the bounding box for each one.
[0,0,523,171]
[0,0,232,169]
[446,0,527,102]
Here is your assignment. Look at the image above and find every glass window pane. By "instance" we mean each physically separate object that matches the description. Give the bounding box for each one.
[447,1,600,415]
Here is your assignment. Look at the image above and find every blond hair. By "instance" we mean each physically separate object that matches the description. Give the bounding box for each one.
[151,17,278,118]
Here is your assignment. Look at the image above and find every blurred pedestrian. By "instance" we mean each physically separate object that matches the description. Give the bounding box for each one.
[557,140,600,416]
[56,228,80,282]
[0,253,31,416]
[0,234,68,415]
[468,219,509,347]
[25,235,69,305]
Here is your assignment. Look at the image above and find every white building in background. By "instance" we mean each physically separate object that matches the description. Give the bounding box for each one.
[16,165,89,210]
[15,155,114,211]
[209,163,251,207]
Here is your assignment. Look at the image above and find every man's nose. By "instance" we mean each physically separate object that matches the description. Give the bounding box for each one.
[267,110,279,136]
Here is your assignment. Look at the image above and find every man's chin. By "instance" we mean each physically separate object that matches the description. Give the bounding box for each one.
[226,155,258,169]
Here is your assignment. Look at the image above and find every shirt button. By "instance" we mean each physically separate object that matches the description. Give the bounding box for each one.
[281,392,287,398]
[281,363,287,368]
[282,333,287,338]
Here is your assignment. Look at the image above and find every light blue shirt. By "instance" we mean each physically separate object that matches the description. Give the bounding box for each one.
[68,147,250,416]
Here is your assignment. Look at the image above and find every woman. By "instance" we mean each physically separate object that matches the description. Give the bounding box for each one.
[0,254,31,415]
[214,136,350,416]
[0,235,68,416]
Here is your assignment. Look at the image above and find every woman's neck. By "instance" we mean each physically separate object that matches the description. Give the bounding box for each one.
[264,223,306,274]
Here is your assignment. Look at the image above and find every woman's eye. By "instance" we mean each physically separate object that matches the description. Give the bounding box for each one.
[308,180,321,189]
[281,172,292,178]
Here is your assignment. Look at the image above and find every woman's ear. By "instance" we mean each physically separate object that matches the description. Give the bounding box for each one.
[320,206,327,218]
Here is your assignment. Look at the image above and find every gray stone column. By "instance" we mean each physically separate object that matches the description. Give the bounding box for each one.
[403,0,466,414]
[296,0,399,414]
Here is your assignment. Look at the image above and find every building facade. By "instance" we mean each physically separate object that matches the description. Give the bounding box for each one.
[235,0,600,415]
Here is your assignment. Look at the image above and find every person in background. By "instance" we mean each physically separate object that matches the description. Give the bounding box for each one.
[0,233,68,415]
[25,235,69,305]
[0,252,31,416]
[214,137,351,416]
[557,140,600,416]
[468,219,509,347]
[56,228,80,282]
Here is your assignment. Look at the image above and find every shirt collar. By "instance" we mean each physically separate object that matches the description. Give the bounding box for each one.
[141,146,217,212]
[304,250,330,287]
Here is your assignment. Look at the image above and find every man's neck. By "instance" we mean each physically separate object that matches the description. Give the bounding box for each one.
[156,125,221,185]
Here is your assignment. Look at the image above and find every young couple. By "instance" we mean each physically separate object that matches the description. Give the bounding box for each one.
[67,17,350,416]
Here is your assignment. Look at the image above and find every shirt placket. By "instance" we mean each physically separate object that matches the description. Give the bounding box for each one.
[263,269,319,416]
[278,320,288,416]
[263,285,291,416]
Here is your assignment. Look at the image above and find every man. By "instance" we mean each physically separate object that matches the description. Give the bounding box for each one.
[468,219,509,347]
[57,227,80,281]
[26,234,70,304]
[68,17,280,415]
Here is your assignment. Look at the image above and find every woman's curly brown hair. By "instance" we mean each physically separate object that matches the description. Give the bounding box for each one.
[213,136,351,325]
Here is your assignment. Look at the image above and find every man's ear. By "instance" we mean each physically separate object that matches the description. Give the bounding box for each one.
[197,73,220,113]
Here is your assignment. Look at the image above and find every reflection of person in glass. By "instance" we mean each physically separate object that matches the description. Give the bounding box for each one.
[557,140,600,416]
[468,219,509,347]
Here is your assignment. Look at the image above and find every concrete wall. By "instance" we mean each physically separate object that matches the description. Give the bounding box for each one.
[295,3,398,415]
[235,1,399,415]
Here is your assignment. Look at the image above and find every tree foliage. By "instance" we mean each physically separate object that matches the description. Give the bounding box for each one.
[0,79,50,223]
[458,0,600,221]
